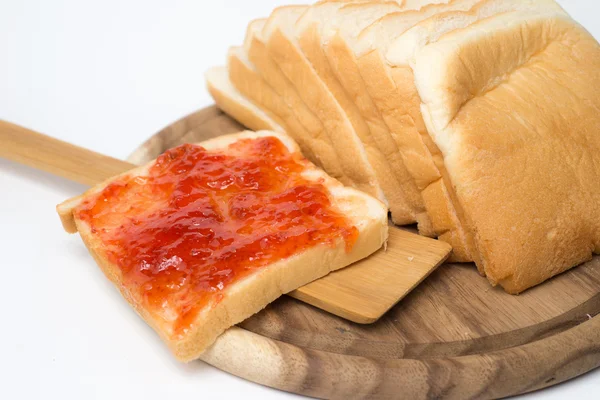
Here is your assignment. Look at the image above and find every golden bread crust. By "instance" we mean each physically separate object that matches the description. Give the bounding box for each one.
[415,13,600,292]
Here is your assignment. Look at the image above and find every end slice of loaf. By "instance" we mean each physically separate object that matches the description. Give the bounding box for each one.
[413,11,600,293]
[57,130,388,361]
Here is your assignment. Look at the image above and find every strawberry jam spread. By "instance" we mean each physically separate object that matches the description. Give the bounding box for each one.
[75,136,358,337]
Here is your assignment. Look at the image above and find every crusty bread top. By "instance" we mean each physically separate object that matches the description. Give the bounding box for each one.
[354,0,480,56]
[404,0,450,8]
[414,11,600,292]
[296,1,404,39]
[320,2,404,43]
[328,0,451,47]
[386,0,566,65]
[415,10,570,132]
[263,5,307,40]
[296,1,358,35]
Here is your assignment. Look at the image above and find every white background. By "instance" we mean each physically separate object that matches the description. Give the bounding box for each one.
[0,0,599,398]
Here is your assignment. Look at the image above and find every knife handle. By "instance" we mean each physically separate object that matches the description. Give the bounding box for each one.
[0,120,134,186]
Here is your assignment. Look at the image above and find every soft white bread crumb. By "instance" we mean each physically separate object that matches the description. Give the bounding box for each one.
[320,1,441,235]
[386,0,566,66]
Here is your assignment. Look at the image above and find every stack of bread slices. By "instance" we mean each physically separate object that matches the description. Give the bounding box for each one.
[206,0,600,294]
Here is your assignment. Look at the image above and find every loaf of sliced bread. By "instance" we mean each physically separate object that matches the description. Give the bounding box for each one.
[382,0,567,268]
[413,11,600,292]
[204,0,600,294]
[57,130,389,360]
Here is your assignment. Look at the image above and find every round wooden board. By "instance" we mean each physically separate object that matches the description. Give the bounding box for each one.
[129,106,600,399]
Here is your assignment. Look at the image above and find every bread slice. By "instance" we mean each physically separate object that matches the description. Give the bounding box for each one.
[381,0,567,268]
[263,5,392,214]
[413,11,600,293]
[351,0,480,260]
[57,130,389,361]
[243,17,348,188]
[315,0,443,233]
[294,1,433,228]
[226,46,320,166]
[205,66,283,133]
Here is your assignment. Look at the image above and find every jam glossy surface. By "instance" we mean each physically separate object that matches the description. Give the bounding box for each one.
[75,137,358,337]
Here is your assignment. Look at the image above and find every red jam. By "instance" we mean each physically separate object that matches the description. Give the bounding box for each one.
[75,137,358,336]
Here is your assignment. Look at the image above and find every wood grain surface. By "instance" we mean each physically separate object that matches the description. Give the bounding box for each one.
[290,228,450,324]
[0,120,133,186]
[130,106,600,399]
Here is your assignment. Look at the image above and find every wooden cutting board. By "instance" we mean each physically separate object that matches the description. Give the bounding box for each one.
[129,106,600,399]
